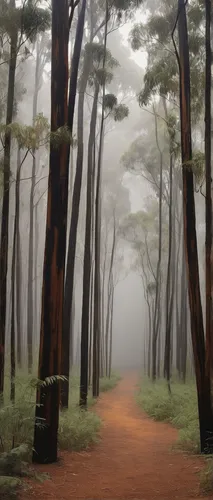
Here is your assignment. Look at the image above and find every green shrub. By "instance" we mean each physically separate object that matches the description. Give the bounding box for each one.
[0,476,21,499]
[99,372,121,392]
[136,378,199,453]
[59,407,101,451]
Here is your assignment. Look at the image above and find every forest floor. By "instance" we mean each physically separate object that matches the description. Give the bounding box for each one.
[20,373,212,500]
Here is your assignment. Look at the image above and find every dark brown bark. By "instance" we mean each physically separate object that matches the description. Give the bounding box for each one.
[176,0,213,454]
[205,0,212,382]
[88,260,94,387]
[61,0,88,408]
[80,82,99,407]
[32,0,69,464]
[0,19,17,395]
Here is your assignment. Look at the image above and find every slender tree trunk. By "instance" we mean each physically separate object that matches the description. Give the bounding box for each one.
[177,0,213,453]
[105,217,116,378]
[60,0,87,408]
[61,0,89,408]
[93,0,108,397]
[108,284,114,378]
[88,260,94,387]
[32,0,69,464]
[80,82,99,407]
[205,0,212,382]
[152,110,163,381]
[27,42,40,374]
[16,148,22,368]
[0,20,17,395]
[10,158,21,403]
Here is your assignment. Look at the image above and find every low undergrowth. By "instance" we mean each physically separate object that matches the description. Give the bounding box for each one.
[0,369,120,497]
[136,378,199,453]
[137,377,213,494]
[200,457,213,494]
[99,372,121,392]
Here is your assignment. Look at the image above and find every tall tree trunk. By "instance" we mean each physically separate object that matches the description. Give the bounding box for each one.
[61,0,88,408]
[88,260,94,386]
[10,156,21,403]
[152,110,163,381]
[108,284,114,378]
[177,0,213,453]
[0,18,17,395]
[80,82,99,407]
[16,148,22,368]
[27,41,40,374]
[205,0,212,382]
[105,216,116,378]
[93,0,108,397]
[32,0,69,464]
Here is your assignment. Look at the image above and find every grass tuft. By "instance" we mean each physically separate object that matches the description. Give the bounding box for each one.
[136,377,199,454]
[99,372,121,392]
[59,408,101,451]
[200,458,213,494]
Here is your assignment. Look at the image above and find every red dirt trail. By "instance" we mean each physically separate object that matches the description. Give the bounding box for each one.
[21,373,212,500]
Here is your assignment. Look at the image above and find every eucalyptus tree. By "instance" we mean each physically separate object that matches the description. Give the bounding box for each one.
[176,0,213,453]
[33,0,69,464]
[62,0,140,408]
[0,0,50,395]
[27,32,51,373]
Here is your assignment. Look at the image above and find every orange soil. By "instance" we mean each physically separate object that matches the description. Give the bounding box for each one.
[20,373,212,500]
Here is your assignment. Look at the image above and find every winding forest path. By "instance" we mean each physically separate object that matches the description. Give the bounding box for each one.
[22,373,212,500]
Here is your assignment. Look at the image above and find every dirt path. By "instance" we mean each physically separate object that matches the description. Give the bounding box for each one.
[21,373,212,500]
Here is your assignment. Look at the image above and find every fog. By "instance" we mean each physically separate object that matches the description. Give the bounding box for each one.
[0,0,209,384]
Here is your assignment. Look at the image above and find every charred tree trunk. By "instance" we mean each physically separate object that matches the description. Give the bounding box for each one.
[32,0,69,464]
[176,0,213,453]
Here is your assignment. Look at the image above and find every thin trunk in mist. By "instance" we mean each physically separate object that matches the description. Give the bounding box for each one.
[0,13,17,395]
[59,0,86,408]
[10,172,19,403]
[177,0,213,453]
[101,239,108,376]
[93,0,109,397]
[175,207,182,378]
[164,144,173,391]
[108,285,114,378]
[180,249,187,382]
[16,148,22,368]
[152,110,163,381]
[88,260,94,386]
[32,0,69,464]
[205,0,212,381]
[80,82,99,407]
[27,41,40,374]
[105,216,116,377]
[61,0,88,409]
